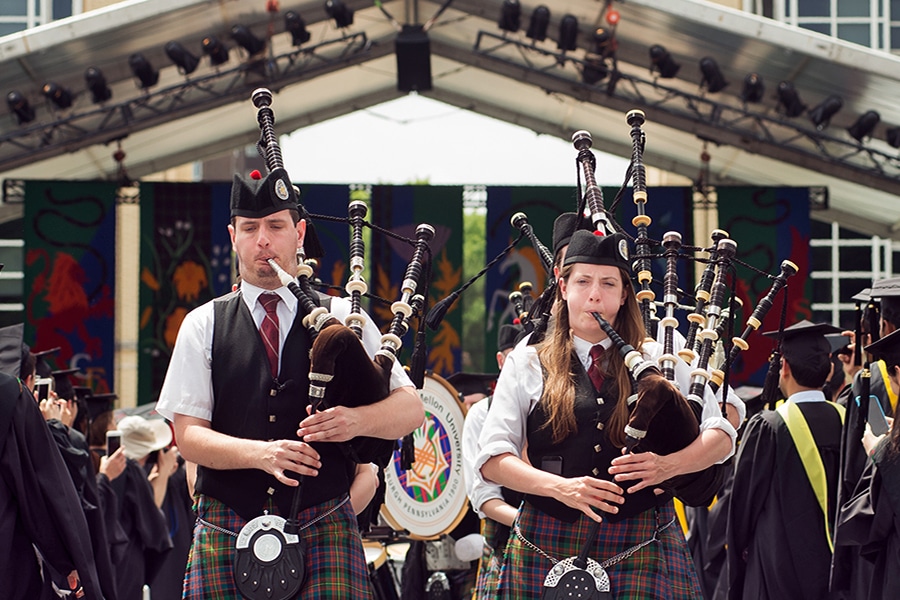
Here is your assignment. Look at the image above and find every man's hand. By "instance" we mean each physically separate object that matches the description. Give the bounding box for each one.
[99,447,127,481]
[296,405,361,443]
[258,439,322,486]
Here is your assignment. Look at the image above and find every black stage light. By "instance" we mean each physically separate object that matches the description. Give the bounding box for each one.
[582,28,613,85]
[557,14,578,51]
[202,35,230,66]
[699,57,728,93]
[165,41,199,75]
[740,73,765,103]
[129,53,159,89]
[41,82,73,109]
[6,91,35,124]
[84,67,112,104]
[498,0,521,33]
[231,24,266,55]
[285,11,311,46]
[847,110,880,142]
[325,0,354,28]
[808,95,843,130]
[775,81,806,118]
[649,44,680,78]
[887,127,900,148]
[526,5,550,42]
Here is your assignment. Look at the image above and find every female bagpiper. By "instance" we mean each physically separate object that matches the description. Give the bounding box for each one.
[475,230,745,598]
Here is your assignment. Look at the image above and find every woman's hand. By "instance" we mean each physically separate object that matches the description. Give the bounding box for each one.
[609,451,679,494]
[551,475,624,522]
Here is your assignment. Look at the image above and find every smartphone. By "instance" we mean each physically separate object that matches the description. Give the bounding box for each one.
[34,377,54,401]
[541,455,563,476]
[868,395,891,437]
[106,430,122,457]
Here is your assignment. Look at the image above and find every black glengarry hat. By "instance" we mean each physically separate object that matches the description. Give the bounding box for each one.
[552,212,592,259]
[562,230,630,271]
[230,167,325,258]
[497,323,526,352]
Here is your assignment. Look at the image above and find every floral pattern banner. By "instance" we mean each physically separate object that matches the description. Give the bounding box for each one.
[370,186,463,378]
[138,182,233,406]
[23,180,119,394]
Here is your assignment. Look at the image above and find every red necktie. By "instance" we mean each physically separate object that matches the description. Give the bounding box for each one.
[258,293,281,377]
[588,344,606,391]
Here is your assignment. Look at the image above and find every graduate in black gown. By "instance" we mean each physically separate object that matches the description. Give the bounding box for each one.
[726,321,845,600]
[833,329,900,599]
[0,370,105,599]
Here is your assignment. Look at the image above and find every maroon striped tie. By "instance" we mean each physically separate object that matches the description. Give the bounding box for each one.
[258,293,281,377]
[588,344,606,391]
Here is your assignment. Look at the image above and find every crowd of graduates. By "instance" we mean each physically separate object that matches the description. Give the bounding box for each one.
[0,326,193,600]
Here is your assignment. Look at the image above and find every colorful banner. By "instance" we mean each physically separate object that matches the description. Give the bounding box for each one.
[297,184,353,294]
[370,185,464,377]
[138,182,232,406]
[24,180,119,394]
[717,186,812,387]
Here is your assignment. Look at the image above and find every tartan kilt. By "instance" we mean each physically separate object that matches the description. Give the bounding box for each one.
[497,500,703,600]
[183,494,373,599]
[472,518,511,600]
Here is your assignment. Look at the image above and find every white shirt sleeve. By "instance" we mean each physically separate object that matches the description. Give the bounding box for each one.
[156,300,216,422]
[462,399,506,517]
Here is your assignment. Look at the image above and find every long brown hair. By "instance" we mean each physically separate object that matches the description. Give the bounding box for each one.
[536,265,645,446]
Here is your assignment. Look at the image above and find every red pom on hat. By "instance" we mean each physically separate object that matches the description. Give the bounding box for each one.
[249,169,262,180]
[593,230,604,236]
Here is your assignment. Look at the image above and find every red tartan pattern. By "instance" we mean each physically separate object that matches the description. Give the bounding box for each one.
[472,518,507,600]
[183,494,373,599]
[496,501,702,599]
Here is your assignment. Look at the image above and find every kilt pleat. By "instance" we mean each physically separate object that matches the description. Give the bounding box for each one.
[472,518,508,600]
[183,494,373,599]
[497,501,703,600]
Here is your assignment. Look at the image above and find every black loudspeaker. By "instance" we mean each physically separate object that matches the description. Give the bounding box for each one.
[396,25,432,92]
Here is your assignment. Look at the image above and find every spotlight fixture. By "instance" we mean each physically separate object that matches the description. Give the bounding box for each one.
[202,35,230,66]
[84,67,112,103]
[808,95,843,130]
[557,14,578,52]
[325,0,354,29]
[129,53,159,89]
[775,81,806,118]
[6,91,35,125]
[649,45,680,78]
[887,127,900,149]
[165,41,199,75]
[230,24,266,56]
[526,5,550,42]
[41,82,73,110]
[740,73,765,104]
[698,57,727,93]
[847,110,880,142]
[582,28,613,85]
[498,0,521,33]
[285,11,311,46]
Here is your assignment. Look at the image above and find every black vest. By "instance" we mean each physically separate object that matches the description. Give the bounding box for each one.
[196,291,351,521]
[525,353,663,523]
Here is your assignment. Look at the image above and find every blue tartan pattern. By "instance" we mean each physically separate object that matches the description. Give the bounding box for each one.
[183,494,373,599]
[497,501,703,599]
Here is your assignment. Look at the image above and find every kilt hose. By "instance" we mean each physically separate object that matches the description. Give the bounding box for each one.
[183,494,373,599]
[497,500,703,599]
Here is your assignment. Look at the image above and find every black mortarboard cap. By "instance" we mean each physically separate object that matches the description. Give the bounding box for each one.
[562,230,631,271]
[446,372,497,398]
[762,319,843,364]
[852,288,872,303]
[497,323,525,352]
[73,386,93,401]
[0,323,24,377]
[864,328,900,367]
[230,167,324,258]
[86,392,118,421]
[552,212,592,258]
[869,277,900,299]
[51,368,80,401]
[33,347,61,378]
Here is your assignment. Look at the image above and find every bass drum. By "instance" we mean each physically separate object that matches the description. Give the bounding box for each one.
[381,373,469,540]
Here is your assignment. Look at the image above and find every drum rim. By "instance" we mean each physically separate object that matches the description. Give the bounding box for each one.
[380,371,470,540]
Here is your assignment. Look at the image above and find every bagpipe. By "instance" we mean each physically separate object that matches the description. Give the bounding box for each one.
[512,109,800,507]
[234,89,435,600]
